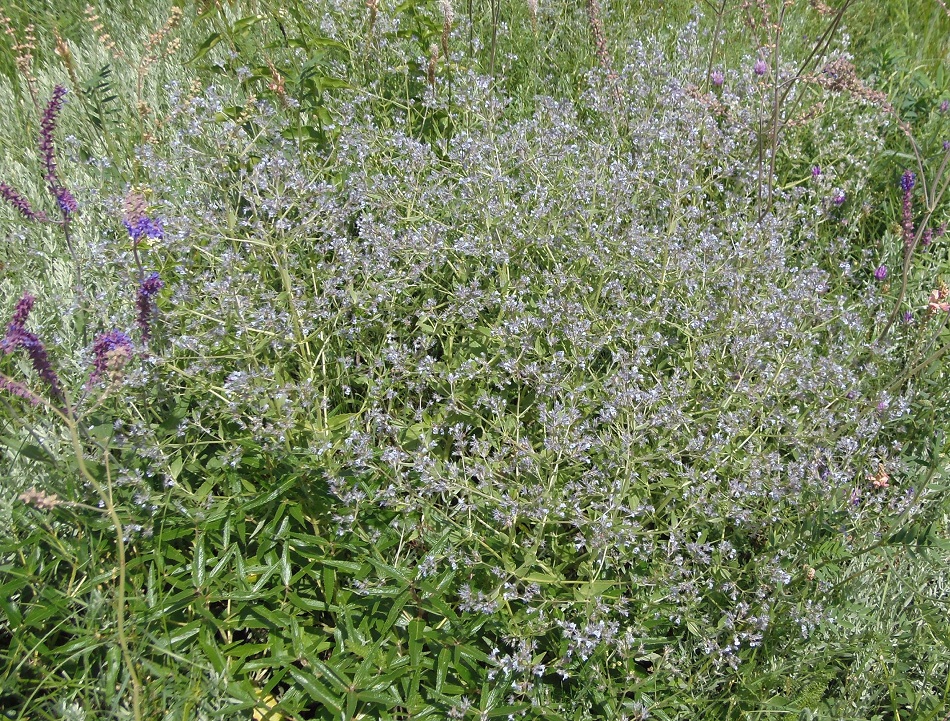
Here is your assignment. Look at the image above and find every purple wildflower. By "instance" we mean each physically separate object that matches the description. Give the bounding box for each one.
[38,86,76,219]
[710,70,724,87]
[136,272,165,341]
[901,170,915,249]
[900,170,915,193]
[2,293,63,401]
[942,100,949,113]
[54,187,78,216]
[832,190,846,206]
[0,182,47,222]
[0,375,41,405]
[2,293,34,353]
[922,228,933,246]
[903,310,914,323]
[39,85,67,186]
[9,293,34,327]
[89,330,134,386]
[944,140,950,151]
[753,59,768,76]
[124,216,164,245]
[874,265,887,281]
[812,166,821,178]
[20,335,63,400]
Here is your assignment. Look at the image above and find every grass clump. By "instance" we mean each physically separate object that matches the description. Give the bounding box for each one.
[0,1,949,720]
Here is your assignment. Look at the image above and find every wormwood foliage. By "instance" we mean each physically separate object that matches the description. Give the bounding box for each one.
[0,2,949,720]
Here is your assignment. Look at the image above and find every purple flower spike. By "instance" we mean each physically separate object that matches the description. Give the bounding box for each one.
[39,86,67,186]
[942,100,949,113]
[2,293,63,402]
[753,59,768,76]
[38,86,77,220]
[710,70,724,87]
[124,216,164,245]
[0,183,47,222]
[89,330,134,386]
[832,191,846,206]
[20,334,63,400]
[812,166,822,178]
[2,293,35,354]
[0,376,41,405]
[55,187,78,217]
[139,272,164,298]
[903,310,914,323]
[874,265,887,281]
[900,170,915,193]
[10,293,35,327]
[136,272,165,342]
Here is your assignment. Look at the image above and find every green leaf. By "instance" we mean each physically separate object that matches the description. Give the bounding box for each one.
[232,14,265,34]
[193,534,206,588]
[287,666,342,713]
[189,32,222,63]
[199,624,227,673]
[241,476,297,512]
[408,618,425,667]
[435,647,451,693]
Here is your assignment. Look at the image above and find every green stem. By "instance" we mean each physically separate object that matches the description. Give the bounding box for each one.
[65,417,143,721]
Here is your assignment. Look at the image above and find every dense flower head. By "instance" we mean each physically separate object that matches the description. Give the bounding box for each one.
[710,69,724,86]
[753,59,768,76]
[139,272,164,298]
[874,265,887,281]
[812,165,822,178]
[89,329,134,386]
[54,186,78,216]
[124,215,164,244]
[900,170,915,193]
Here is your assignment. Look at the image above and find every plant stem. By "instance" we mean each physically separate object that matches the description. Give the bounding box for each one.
[65,418,143,721]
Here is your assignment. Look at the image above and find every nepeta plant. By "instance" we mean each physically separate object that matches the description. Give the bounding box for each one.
[1,4,948,720]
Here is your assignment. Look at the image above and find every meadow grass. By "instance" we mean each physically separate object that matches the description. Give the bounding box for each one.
[0,1,949,720]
